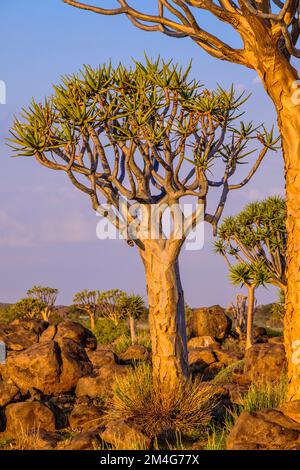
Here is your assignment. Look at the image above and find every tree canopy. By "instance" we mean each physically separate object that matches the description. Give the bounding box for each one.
[9,58,278,246]
[215,196,286,290]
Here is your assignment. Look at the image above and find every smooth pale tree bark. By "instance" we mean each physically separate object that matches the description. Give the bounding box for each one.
[139,240,188,392]
[246,285,256,350]
[254,53,300,399]
[129,316,137,345]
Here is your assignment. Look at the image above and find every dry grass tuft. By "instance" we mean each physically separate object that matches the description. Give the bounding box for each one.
[105,363,216,439]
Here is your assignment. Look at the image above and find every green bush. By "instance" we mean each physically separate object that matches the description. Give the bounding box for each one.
[93,318,129,345]
[0,305,17,324]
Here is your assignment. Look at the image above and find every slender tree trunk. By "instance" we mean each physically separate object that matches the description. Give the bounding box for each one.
[255,51,300,400]
[41,307,50,322]
[89,312,95,330]
[246,285,255,350]
[129,316,136,344]
[139,243,188,393]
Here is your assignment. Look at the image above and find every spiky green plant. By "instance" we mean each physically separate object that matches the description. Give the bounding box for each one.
[118,293,146,344]
[27,285,58,321]
[215,197,286,348]
[73,289,99,330]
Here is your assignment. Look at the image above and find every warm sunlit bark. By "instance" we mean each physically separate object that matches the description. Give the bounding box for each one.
[89,312,95,331]
[129,316,136,345]
[254,49,300,400]
[246,285,255,350]
[139,241,188,392]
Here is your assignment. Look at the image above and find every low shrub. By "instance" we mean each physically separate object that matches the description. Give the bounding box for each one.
[0,305,16,324]
[105,363,216,440]
[93,318,129,345]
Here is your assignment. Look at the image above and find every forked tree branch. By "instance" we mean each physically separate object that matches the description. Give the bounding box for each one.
[62,0,300,61]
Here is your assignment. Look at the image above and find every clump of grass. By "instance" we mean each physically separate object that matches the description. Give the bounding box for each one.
[112,334,132,355]
[212,360,245,385]
[105,363,216,440]
[242,374,287,412]
[11,426,42,450]
[265,327,283,338]
[205,407,239,450]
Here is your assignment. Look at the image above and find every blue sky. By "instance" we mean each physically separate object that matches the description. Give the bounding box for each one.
[0,0,284,306]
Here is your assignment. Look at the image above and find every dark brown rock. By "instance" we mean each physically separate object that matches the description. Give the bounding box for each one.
[5,402,56,435]
[120,345,150,363]
[188,336,220,350]
[101,420,151,450]
[227,409,300,450]
[0,379,19,407]
[58,339,93,393]
[87,348,117,370]
[188,348,217,373]
[76,364,131,398]
[213,349,243,366]
[59,428,103,450]
[5,339,92,395]
[69,404,103,430]
[54,321,97,350]
[190,306,231,341]
[0,324,37,351]
[244,343,287,382]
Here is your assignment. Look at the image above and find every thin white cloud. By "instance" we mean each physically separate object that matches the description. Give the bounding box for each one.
[0,209,95,247]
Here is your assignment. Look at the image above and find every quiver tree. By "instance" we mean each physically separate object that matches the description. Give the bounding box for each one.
[62,0,300,401]
[97,289,126,326]
[9,298,46,321]
[73,289,99,330]
[227,293,248,337]
[9,59,277,392]
[26,285,58,322]
[118,293,146,344]
[215,196,286,348]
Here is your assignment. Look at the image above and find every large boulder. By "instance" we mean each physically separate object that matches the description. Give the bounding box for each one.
[40,321,97,351]
[227,409,300,450]
[69,404,103,430]
[59,428,103,450]
[4,402,56,435]
[0,320,49,352]
[87,348,117,370]
[190,306,231,341]
[101,420,151,450]
[76,364,131,399]
[213,349,243,366]
[188,348,217,374]
[244,343,287,382]
[188,336,220,350]
[11,319,49,336]
[281,400,300,425]
[0,324,37,351]
[4,339,92,394]
[0,379,20,407]
[119,345,151,363]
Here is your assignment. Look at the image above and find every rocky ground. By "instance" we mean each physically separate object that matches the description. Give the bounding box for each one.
[0,306,298,450]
